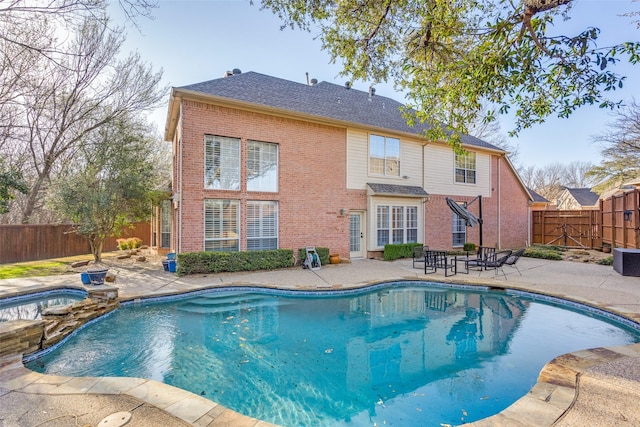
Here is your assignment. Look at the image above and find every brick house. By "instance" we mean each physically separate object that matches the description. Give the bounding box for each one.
[163,71,532,260]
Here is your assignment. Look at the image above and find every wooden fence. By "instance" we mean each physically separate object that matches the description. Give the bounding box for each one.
[0,222,150,264]
[531,210,601,249]
[531,189,640,250]
[601,189,640,249]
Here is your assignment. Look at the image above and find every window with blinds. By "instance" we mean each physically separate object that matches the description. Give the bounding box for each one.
[205,135,240,190]
[452,203,467,247]
[160,200,171,248]
[377,205,419,247]
[377,206,390,246]
[406,206,418,243]
[204,199,239,251]
[247,201,278,250]
[247,141,278,192]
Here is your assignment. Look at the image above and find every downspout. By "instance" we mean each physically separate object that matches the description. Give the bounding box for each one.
[178,103,183,254]
[497,156,502,249]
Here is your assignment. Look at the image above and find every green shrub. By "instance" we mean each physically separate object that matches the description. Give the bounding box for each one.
[524,246,563,260]
[116,237,142,250]
[177,249,294,276]
[297,247,329,266]
[596,256,613,266]
[383,243,423,261]
[463,242,476,252]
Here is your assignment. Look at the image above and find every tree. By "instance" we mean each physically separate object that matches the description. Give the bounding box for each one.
[519,160,595,201]
[467,105,520,165]
[0,162,28,214]
[588,100,640,192]
[50,117,163,262]
[260,0,640,145]
[11,14,165,223]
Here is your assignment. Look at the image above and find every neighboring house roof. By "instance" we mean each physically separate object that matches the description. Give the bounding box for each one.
[527,188,549,203]
[367,183,429,198]
[563,188,600,207]
[168,71,501,152]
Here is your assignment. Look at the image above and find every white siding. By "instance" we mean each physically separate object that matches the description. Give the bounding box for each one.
[424,144,492,197]
[346,128,424,190]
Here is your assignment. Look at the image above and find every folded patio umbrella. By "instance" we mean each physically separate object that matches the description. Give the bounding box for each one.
[446,197,479,227]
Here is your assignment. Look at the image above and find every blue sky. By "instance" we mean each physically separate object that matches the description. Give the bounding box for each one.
[116,0,640,169]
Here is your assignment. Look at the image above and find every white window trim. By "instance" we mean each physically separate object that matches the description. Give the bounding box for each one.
[452,202,467,247]
[247,200,279,250]
[247,140,279,193]
[373,202,422,249]
[454,151,477,185]
[369,134,401,177]
[204,135,241,191]
[204,199,240,252]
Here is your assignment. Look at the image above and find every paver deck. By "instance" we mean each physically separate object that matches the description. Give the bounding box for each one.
[1,256,639,426]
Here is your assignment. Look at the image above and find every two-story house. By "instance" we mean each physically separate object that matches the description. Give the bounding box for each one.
[164,70,532,260]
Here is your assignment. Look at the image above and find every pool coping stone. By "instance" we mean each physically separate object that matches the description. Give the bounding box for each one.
[1,256,640,426]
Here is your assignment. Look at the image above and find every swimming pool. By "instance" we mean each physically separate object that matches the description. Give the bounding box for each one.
[0,289,86,322]
[27,282,640,426]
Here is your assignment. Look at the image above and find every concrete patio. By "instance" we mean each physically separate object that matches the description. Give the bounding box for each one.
[1,255,639,426]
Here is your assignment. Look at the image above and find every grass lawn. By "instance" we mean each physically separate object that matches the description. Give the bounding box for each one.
[0,253,117,279]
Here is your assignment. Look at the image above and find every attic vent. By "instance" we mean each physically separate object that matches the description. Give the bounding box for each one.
[345,81,351,89]
[223,69,242,77]
[310,78,318,86]
[369,86,376,97]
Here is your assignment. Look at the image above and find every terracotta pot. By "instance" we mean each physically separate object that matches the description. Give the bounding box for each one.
[329,254,341,264]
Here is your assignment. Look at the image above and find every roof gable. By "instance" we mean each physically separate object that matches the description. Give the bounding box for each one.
[176,71,501,151]
[564,188,600,206]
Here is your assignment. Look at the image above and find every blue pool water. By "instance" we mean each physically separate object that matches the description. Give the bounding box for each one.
[27,283,640,426]
[0,290,86,322]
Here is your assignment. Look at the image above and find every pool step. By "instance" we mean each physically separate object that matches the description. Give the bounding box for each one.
[177,297,281,315]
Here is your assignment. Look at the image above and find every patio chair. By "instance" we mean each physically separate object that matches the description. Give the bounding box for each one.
[482,250,512,279]
[412,245,428,269]
[504,248,525,275]
[424,250,457,277]
[464,247,496,271]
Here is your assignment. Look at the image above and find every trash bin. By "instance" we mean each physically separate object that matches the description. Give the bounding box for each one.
[168,259,177,273]
[162,259,169,272]
[167,252,176,260]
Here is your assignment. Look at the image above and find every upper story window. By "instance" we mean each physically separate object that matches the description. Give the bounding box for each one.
[205,135,240,190]
[455,152,476,184]
[247,140,278,192]
[370,134,400,177]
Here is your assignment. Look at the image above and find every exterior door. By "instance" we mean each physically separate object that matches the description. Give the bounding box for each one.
[350,212,365,258]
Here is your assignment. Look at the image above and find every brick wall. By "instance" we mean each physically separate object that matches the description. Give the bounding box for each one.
[176,101,352,259]
[424,156,529,250]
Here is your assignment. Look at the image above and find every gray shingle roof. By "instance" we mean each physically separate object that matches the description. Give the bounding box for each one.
[179,71,501,151]
[367,183,429,197]
[527,187,549,203]
[565,188,600,206]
